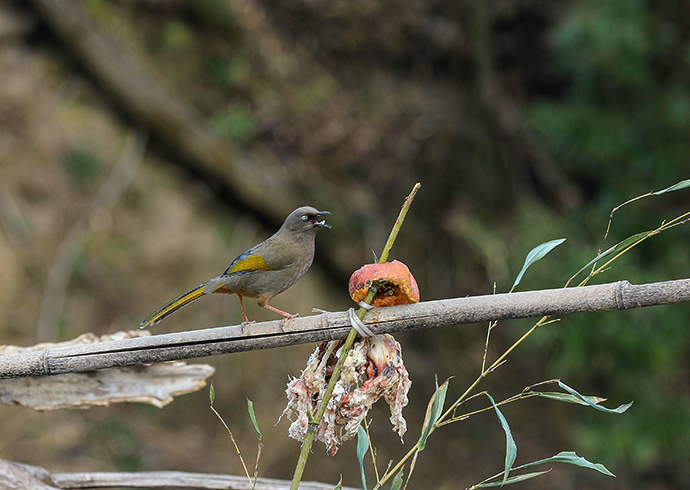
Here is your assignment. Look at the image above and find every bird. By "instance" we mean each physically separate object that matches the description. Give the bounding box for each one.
[140,206,331,329]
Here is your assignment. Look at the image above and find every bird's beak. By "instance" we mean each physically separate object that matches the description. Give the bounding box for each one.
[315,211,331,228]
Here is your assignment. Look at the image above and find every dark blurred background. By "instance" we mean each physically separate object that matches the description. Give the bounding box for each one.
[0,0,688,488]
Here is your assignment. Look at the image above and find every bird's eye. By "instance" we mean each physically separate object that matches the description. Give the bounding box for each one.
[301,214,309,221]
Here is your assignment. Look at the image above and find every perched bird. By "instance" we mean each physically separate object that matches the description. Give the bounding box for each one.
[141,206,331,329]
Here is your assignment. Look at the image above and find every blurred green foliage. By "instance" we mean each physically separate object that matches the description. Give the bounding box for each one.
[209,105,255,143]
[160,20,193,50]
[518,0,690,472]
[59,147,102,190]
[525,0,690,194]
[206,52,251,89]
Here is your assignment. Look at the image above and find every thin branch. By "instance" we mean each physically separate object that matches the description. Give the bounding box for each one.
[1,278,689,379]
[209,401,254,488]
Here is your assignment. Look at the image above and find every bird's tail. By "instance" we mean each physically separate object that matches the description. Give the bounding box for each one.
[140,281,209,329]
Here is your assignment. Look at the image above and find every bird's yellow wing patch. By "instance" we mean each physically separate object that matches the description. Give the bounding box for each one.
[225,253,273,274]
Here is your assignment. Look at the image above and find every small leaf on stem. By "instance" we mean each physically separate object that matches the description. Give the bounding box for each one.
[558,381,632,414]
[512,239,566,291]
[517,450,615,477]
[473,469,552,488]
[247,398,262,438]
[418,378,449,451]
[652,178,690,195]
[390,467,404,490]
[486,393,517,485]
[357,424,370,490]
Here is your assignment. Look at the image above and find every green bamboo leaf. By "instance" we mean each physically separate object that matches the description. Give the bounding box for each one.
[570,231,648,280]
[247,398,262,438]
[473,470,552,487]
[357,424,370,490]
[512,239,566,290]
[651,178,690,195]
[579,179,690,286]
[333,476,343,490]
[558,381,632,414]
[390,467,405,490]
[417,378,449,451]
[486,393,517,485]
[530,391,606,407]
[209,383,216,405]
[474,450,615,488]
[517,451,615,477]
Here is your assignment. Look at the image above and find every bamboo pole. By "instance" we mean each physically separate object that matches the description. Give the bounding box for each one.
[1,278,689,379]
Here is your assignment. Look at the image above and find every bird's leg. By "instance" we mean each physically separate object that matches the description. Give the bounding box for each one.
[237,295,255,332]
[256,297,298,331]
[262,303,299,328]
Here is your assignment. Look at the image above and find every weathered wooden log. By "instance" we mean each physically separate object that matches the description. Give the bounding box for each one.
[1,458,359,490]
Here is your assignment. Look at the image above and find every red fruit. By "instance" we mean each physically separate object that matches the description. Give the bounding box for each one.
[348,260,420,307]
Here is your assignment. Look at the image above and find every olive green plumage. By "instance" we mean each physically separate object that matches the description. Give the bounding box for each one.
[140,206,330,328]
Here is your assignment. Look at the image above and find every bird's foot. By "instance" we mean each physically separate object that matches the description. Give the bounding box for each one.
[279,313,299,332]
[281,313,300,322]
[240,319,255,334]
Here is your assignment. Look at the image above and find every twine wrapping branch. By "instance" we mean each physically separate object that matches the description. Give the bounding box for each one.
[1,278,689,379]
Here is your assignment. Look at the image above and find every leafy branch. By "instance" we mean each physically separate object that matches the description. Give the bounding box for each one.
[209,385,263,489]
[365,179,688,489]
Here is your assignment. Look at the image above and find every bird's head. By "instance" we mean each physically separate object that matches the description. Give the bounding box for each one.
[284,206,331,233]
